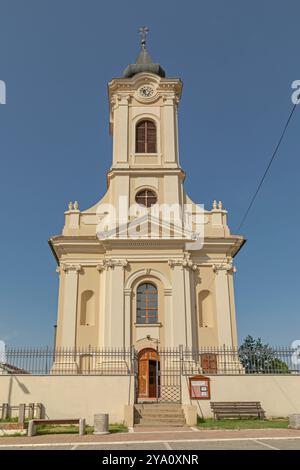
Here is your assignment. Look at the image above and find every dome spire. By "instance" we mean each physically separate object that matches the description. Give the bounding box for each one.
[123,27,166,78]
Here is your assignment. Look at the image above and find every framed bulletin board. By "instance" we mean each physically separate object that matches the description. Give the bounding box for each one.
[189,375,211,400]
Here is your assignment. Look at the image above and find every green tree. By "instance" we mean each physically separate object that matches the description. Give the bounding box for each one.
[239,336,289,374]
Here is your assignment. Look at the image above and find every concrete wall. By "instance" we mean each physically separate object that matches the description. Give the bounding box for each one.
[1,374,299,424]
[182,375,300,418]
[0,375,135,425]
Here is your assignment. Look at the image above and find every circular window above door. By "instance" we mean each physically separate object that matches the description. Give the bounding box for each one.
[135,189,157,208]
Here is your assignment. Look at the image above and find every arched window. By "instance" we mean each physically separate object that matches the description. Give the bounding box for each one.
[198,290,214,328]
[80,290,95,326]
[135,189,157,208]
[136,283,158,324]
[135,120,157,153]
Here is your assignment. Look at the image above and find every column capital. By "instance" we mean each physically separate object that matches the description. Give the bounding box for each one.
[213,262,236,274]
[61,263,82,274]
[168,258,198,272]
[97,259,129,272]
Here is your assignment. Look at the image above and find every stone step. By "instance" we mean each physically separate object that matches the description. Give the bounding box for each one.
[138,416,186,423]
[135,419,186,427]
[137,410,184,417]
[135,404,182,410]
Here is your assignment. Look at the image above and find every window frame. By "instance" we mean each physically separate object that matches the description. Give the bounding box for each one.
[136,282,158,325]
[135,188,157,208]
[135,119,157,154]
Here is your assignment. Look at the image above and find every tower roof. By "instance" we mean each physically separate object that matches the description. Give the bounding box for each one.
[123,27,166,78]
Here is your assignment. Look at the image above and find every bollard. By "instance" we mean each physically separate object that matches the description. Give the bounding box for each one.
[288,414,300,430]
[93,413,109,434]
[27,420,37,437]
[18,404,26,425]
[79,418,86,435]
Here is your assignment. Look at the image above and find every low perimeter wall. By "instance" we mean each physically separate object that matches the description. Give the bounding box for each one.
[0,374,299,423]
[0,375,135,425]
[182,375,300,418]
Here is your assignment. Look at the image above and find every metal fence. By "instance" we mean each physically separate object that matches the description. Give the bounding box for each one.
[1,347,133,375]
[181,346,300,375]
[0,346,299,376]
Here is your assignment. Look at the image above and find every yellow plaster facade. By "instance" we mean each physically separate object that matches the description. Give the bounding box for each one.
[49,47,245,353]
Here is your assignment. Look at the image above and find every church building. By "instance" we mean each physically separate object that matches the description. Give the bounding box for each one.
[49,31,245,393]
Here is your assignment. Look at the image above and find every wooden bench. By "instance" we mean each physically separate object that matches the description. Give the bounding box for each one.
[210,402,265,420]
[27,418,86,437]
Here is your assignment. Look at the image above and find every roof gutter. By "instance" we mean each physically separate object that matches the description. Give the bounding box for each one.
[48,238,59,265]
[232,237,247,258]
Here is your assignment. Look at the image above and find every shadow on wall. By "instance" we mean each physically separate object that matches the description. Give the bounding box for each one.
[6,375,30,405]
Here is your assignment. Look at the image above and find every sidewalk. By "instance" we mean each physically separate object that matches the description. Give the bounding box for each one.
[1,427,300,446]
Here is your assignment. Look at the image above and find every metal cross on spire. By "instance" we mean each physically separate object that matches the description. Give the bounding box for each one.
[139,26,149,49]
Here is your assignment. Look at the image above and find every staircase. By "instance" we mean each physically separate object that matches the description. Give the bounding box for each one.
[134,403,186,427]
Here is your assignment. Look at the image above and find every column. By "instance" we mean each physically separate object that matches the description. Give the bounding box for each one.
[169,261,186,346]
[109,260,128,347]
[60,264,81,348]
[213,264,234,347]
[124,288,132,348]
[183,267,193,348]
[163,288,173,346]
[51,264,81,373]
[162,98,177,164]
[112,96,129,166]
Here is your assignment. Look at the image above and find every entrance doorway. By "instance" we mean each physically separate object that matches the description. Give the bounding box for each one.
[138,348,160,400]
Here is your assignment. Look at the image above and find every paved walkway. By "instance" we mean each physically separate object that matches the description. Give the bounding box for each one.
[1,427,300,450]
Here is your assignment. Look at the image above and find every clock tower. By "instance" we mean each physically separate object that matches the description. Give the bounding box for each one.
[49,30,244,370]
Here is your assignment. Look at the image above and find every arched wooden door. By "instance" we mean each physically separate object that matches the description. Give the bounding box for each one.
[138,348,160,399]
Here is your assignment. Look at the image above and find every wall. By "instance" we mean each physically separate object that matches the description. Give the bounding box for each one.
[1,374,298,424]
[0,375,135,425]
[182,375,300,418]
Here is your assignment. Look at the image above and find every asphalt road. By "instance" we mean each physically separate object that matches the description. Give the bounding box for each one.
[1,437,300,450]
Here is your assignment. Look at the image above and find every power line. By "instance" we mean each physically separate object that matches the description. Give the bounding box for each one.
[204,100,298,293]
[236,102,298,233]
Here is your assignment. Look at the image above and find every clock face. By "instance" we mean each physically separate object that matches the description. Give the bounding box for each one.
[139,85,155,98]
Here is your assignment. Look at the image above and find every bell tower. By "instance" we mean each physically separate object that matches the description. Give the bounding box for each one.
[107,28,184,209]
[50,29,244,355]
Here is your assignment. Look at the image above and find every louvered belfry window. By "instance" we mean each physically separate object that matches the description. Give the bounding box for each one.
[135,120,157,153]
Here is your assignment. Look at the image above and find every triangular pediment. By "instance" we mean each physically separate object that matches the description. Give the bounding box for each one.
[97,213,197,241]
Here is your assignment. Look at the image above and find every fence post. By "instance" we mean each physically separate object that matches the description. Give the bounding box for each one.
[36,403,45,419]
[18,403,26,425]
[1,403,9,420]
[179,344,183,375]
[28,403,35,420]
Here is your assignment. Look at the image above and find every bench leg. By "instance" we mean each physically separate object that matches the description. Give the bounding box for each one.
[79,418,86,436]
[28,420,37,437]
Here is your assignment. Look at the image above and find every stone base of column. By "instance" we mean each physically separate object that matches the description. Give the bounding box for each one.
[51,361,79,375]
[94,359,132,375]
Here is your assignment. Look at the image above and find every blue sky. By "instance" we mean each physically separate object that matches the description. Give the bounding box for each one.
[0,0,299,346]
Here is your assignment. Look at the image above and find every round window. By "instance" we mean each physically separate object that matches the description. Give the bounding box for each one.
[135,189,157,208]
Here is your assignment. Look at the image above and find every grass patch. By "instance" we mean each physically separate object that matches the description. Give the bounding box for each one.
[109,423,128,433]
[197,417,288,430]
[35,423,128,435]
[0,417,19,423]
